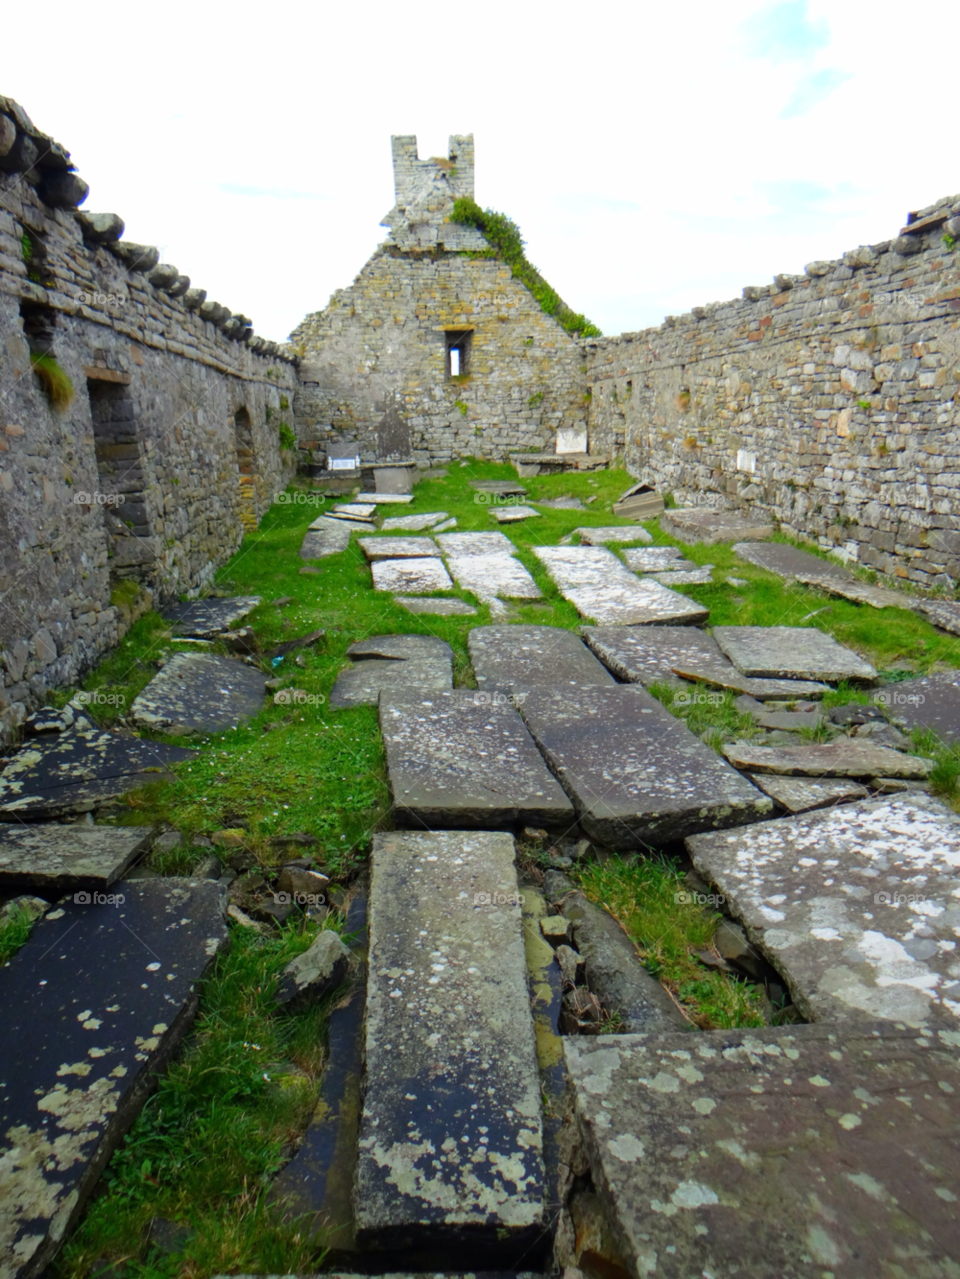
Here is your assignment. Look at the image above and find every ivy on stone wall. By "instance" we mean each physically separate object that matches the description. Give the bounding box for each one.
[450,198,601,339]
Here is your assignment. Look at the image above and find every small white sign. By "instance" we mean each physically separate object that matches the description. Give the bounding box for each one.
[556,427,588,455]
[736,449,757,474]
[329,456,359,471]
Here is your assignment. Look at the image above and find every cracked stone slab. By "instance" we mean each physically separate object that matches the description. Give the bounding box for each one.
[566,1023,960,1279]
[332,503,377,518]
[575,526,653,546]
[796,573,913,611]
[468,625,615,698]
[357,831,543,1249]
[660,508,776,545]
[533,547,708,626]
[874,670,960,745]
[162,596,261,637]
[355,492,414,504]
[395,597,478,616]
[732,540,854,581]
[358,537,439,561]
[381,512,448,531]
[471,480,527,496]
[722,738,933,779]
[371,558,454,594]
[446,554,541,604]
[329,659,454,709]
[323,512,376,529]
[620,546,691,571]
[714,626,877,683]
[0,720,195,818]
[670,662,830,701]
[649,567,714,586]
[379,692,574,828]
[916,598,960,637]
[129,653,266,733]
[348,635,453,661]
[437,531,515,557]
[0,878,228,1279]
[519,685,771,848]
[0,824,154,893]
[686,794,960,1027]
[746,774,870,814]
[300,520,351,558]
[491,504,540,523]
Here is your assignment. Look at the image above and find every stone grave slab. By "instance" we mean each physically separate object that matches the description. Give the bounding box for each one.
[649,567,714,586]
[660,508,776,544]
[670,663,830,700]
[532,496,585,510]
[374,405,412,462]
[329,658,453,709]
[432,516,457,531]
[162,595,261,637]
[371,465,415,495]
[370,558,454,594]
[620,546,690,571]
[491,504,540,523]
[379,692,574,828]
[732,539,854,581]
[754,709,824,731]
[300,521,351,558]
[129,653,266,733]
[382,511,448,531]
[323,512,376,529]
[533,547,708,626]
[519,685,771,847]
[0,720,195,818]
[468,625,615,697]
[687,794,960,1027]
[355,492,414,504]
[437,531,515,557]
[0,878,229,1279]
[566,1024,960,1279]
[347,634,452,661]
[332,503,377,518]
[722,738,932,779]
[916,598,960,637]
[358,536,438,561]
[395,596,477,616]
[445,554,541,604]
[356,831,543,1249]
[714,625,878,683]
[875,670,960,745]
[796,572,911,610]
[0,823,154,893]
[470,479,527,497]
[575,526,653,546]
[747,774,869,813]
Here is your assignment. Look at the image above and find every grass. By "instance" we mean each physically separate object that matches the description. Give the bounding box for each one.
[31,351,75,408]
[0,901,38,965]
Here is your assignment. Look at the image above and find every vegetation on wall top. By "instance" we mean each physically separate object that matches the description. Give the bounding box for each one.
[450,197,602,339]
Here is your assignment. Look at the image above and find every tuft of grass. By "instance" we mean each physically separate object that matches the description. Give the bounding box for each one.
[278,421,297,451]
[31,352,75,408]
[0,903,38,965]
[647,680,756,752]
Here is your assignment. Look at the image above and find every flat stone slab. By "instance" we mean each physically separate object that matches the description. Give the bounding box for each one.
[379,692,574,828]
[395,597,478,616]
[533,547,708,626]
[875,670,960,744]
[356,830,543,1248]
[797,573,912,611]
[329,659,453,709]
[162,596,261,637]
[381,512,448,531]
[0,823,154,892]
[671,662,830,701]
[575,526,653,546]
[470,480,527,496]
[732,540,854,581]
[358,537,439,561]
[520,685,771,848]
[747,774,870,813]
[661,508,776,544]
[649,567,714,586]
[687,794,960,1027]
[348,634,453,661]
[916,598,960,637]
[491,504,540,523]
[754,709,824,732]
[531,496,585,510]
[714,625,878,683]
[723,738,933,779]
[446,554,541,604]
[620,546,689,571]
[371,558,454,594]
[332,503,377,518]
[300,520,351,558]
[0,878,228,1279]
[355,492,414,504]
[468,625,615,697]
[323,512,376,529]
[129,653,266,733]
[437,531,515,557]
[566,1024,960,1279]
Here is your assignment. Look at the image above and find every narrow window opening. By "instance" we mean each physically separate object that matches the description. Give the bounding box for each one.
[86,377,156,580]
[234,406,258,529]
[445,330,472,378]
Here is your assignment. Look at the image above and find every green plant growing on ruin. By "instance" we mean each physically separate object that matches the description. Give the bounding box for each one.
[449,197,602,338]
[0,902,38,965]
[858,398,872,410]
[20,230,32,264]
[454,399,468,416]
[280,395,290,410]
[30,352,74,408]
[676,389,691,412]
[278,421,297,451]
[583,388,592,403]
[943,232,956,251]
[876,440,889,455]
[528,391,543,407]
[524,336,534,346]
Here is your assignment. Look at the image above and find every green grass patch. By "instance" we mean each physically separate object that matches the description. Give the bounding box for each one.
[0,902,38,965]
[31,352,75,408]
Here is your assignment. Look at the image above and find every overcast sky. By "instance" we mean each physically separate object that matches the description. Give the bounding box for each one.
[8,0,958,343]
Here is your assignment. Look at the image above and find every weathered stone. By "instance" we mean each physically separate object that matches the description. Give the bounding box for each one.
[0,879,228,1279]
[471,480,527,496]
[445,554,541,605]
[75,211,124,243]
[566,1024,960,1279]
[541,913,574,945]
[329,657,453,709]
[130,653,266,733]
[371,557,454,593]
[300,520,351,558]
[520,685,771,847]
[661,508,776,544]
[348,634,452,661]
[0,823,153,892]
[379,691,574,828]
[688,794,960,1026]
[109,241,160,273]
[796,572,913,611]
[620,546,690,571]
[437,531,515,557]
[534,547,708,626]
[358,536,438,561]
[575,526,653,546]
[714,625,878,683]
[531,496,585,510]
[468,625,614,697]
[381,511,448,531]
[754,709,824,732]
[491,504,540,523]
[163,595,261,638]
[648,566,714,585]
[916,598,960,637]
[332,502,377,518]
[746,774,870,813]
[395,596,477,616]
[354,492,414,504]
[732,540,854,581]
[275,930,353,1011]
[147,263,179,290]
[37,171,89,208]
[722,737,931,779]
[874,670,960,745]
[356,830,544,1248]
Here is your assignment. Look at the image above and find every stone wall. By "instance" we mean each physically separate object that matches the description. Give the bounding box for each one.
[586,193,960,590]
[0,96,298,740]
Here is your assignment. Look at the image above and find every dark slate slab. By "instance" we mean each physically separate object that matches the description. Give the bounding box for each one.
[0,721,195,818]
[917,598,960,637]
[356,831,543,1250]
[714,625,878,683]
[732,540,854,581]
[329,658,453,709]
[300,520,351,558]
[746,774,870,813]
[687,794,960,1027]
[347,634,453,662]
[470,480,527,497]
[0,824,154,892]
[519,685,772,848]
[162,595,261,637]
[468,625,615,697]
[875,670,960,745]
[375,405,412,462]
[129,653,266,733]
[379,692,574,828]
[566,1024,960,1279]
[0,879,229,1279]
[796,573,912,610]
[660,508,775,544]
[722,738,932,779]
